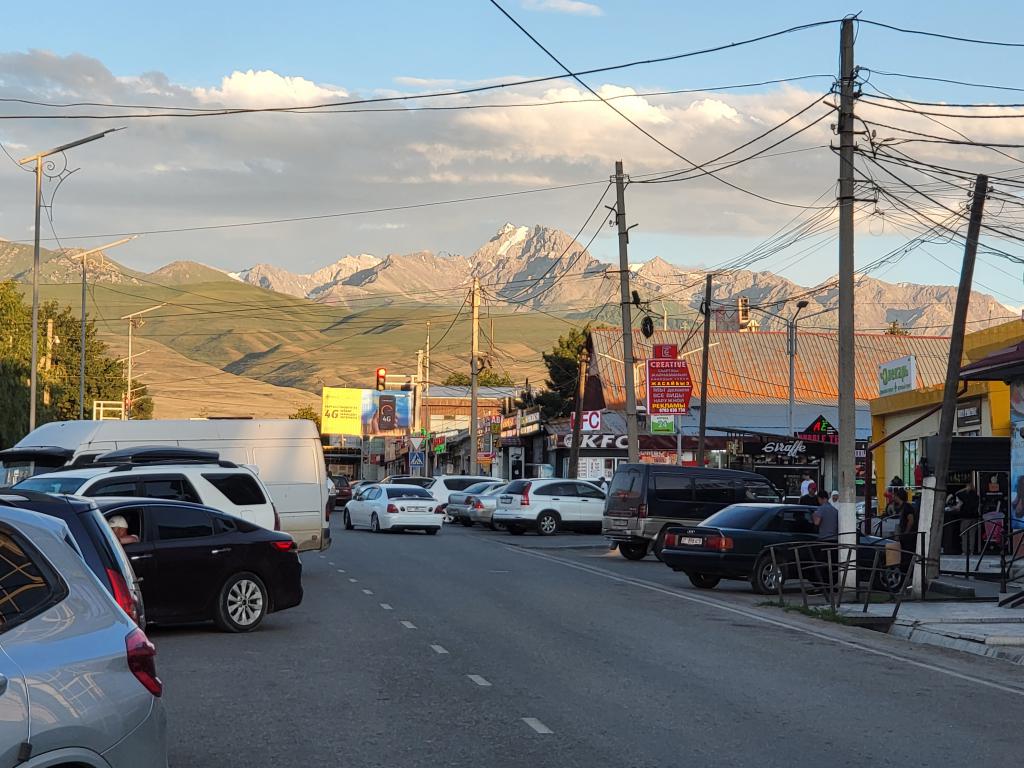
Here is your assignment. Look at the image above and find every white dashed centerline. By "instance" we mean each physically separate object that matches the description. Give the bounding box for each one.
[336,569,346,574]
[467,674,491,687]
[380,603,393,611]
[348,578,358,583]
[362,589,374,595]
[430,644,448,655]
[522,718,553,734]
[400,620,417,630]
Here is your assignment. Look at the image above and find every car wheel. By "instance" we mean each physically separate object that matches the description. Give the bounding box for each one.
[687,572,721,590]
[490,521,505,532]
[426,527,439,536]
[343,510,354,530]
[618,542,649,561]
[214,572,268,633]
[875,565,905,593]
[507,525,525,535]
[752,554,785,595]
[371,513,381,533]
[536,511,559,536]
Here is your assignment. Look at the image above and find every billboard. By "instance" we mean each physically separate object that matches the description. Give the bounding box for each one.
[646,358,694,415]
[321,387,412,436]
[878,355,917,396]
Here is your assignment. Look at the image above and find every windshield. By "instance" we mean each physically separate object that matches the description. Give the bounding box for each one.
[701,505,772,530]
[464,481,497,494]
[13,476,89,494]
[387,486,433,499]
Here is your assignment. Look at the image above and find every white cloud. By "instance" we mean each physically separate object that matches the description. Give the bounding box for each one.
[192,69,348,107]
[522,0,603,16]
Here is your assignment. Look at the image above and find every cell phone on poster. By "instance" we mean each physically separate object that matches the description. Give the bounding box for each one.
[378,395,396,430]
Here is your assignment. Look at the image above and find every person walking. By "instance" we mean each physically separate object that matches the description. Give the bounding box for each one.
[813,489,839,541]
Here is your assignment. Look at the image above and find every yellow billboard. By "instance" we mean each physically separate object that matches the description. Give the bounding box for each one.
[321,387,412,437]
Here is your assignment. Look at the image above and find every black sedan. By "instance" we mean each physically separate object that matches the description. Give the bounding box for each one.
[95,497,303,632]
[659,503,900,594]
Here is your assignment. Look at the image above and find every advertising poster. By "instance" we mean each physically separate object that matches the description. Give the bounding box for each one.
[1011,380,1024,524]
[321,387,411,436]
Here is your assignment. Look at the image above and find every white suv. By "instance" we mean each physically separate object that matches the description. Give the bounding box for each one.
[493,478,606,536]
[13,457,279,532]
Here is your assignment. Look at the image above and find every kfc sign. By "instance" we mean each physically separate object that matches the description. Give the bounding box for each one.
[562,434,630,450]
[570,410,602,432]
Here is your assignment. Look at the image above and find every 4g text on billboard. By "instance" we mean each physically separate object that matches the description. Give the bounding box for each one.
[646,347,693,415]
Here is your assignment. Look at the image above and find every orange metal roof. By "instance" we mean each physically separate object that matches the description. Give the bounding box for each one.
[589,327,951,410]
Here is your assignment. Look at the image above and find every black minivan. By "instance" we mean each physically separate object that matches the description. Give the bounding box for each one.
[602,464,780,560]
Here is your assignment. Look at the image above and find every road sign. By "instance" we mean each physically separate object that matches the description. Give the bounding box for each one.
[409,436,425,450]
[409,451,425,468]
[646,358,693,415]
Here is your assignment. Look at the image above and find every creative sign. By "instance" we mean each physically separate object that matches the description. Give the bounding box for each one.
[321,388,411,436]
[878,355,917,396]
[646,358,694,415]
[650,415,676,435]
[652,343,678,360]
[795,415,839,444]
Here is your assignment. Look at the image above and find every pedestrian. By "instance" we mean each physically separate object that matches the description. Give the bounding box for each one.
[914,458,926,488]
[813,489,839,540]
[799,472,813,498]
[954,478,981,554]
[892,488,917,576]
[829,490,839,506]
[799,480,818,506]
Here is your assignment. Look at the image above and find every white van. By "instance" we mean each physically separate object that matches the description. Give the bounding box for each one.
[1,419,331,552]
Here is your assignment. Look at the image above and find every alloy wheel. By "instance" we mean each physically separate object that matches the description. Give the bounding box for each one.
[226,578,264,627]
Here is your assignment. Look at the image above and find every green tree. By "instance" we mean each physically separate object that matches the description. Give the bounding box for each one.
[442,369,515,387]
[536,327,588,419]
[0,280,151,448]
[290,404,322,431]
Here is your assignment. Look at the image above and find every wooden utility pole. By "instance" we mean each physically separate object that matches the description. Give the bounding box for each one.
[927,175,988,578]
[568,349,590,479]
[614,161,639,463]
[837,17,858,545]
[469,278,481,475]
[696,274,713,465]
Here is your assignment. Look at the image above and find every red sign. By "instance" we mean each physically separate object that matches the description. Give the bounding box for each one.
[652,344,678,359]
[646,358,693,415]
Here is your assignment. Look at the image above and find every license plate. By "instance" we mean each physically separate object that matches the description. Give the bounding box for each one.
[680,536,703,546]
[612,518,628,528]
[500,496,513,504]
[408,506,425,513]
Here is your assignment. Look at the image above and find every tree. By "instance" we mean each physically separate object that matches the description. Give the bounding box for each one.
[290,404,322,432]
[442,369,515,387]
[536,327,588,419]
[0,280,151,448]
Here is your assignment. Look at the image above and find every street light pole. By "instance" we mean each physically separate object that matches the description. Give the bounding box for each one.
[18,127,123,431]
[120,303,164,419]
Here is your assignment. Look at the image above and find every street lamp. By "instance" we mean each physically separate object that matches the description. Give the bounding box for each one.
[68,236,137,419]
[119,304,165,419]
[19,127,123,431]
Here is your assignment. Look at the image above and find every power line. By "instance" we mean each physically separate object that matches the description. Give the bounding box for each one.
[859,18,1024,48]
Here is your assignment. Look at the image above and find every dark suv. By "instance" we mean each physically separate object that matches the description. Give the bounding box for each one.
[0,490,145,627]
[602,464,780,561]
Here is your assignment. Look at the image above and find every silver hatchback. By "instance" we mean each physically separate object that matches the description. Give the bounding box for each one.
[0,506,168,768]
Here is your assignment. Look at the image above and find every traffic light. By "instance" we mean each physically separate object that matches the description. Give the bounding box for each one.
[375,367,387,391]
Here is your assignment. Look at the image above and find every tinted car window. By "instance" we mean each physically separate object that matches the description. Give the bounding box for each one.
[653,474,692,501]
[464,482,497,494]
[761,509,816,534]
[0,529,59,632]
[701,505,772,529]
[387,487,433,499]
[202,473,266,505]
[742,481,781,502]
[574,482,605,499]
[89,479,139,497]
[535,482,572,497]
[152,506,214,540]
[503,480,530,495]
[443,478,486,492]
[12,476,89,494]
[608,468,643,510]
[693,478,737,504]
[141,477,201,503]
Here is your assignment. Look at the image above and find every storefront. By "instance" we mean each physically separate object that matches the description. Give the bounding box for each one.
[498,408,547,479]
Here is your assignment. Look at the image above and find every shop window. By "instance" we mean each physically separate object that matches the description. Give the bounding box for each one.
[901,440,918,484]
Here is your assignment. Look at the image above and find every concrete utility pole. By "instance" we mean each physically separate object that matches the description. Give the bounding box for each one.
[926,175,988,579]
[837,17,858,546]
[414,349,424,433]
[696,274,713,466]
[120,304,164,419]
[568,349,590,478]
[787,300,809,436]
[614,161,639,463]
[469,277,481,475]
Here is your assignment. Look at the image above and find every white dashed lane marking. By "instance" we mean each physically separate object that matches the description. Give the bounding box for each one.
[362,589,374,595]
[467,675,491,687]
[348,578,358,583]
[430,644,449,655]
[336,569,346,573]
[380,603,393,610]
[400,620,417,630]
[522,718,553,734]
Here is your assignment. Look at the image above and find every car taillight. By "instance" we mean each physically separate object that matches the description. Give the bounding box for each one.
[637,503,648,519]
[270,539,296,552]
[387,503,399,514]
[704,536,734,552]
[472,499,484,510]
[106,567,137,623]
[520,482,532,506]
[273,503,282,531]
[125,628,162,697]
[663,532,678,548]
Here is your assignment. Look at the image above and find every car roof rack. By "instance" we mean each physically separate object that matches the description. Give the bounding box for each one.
[93,446,238,470]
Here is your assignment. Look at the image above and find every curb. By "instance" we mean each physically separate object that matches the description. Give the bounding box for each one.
[891,620,1024,665]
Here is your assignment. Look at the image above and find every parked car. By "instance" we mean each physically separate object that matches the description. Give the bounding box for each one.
[343,484,441,534]
[13,448,280,534]
[0,504,167,767]
[468,484,510,529]
[447,481,506,526]
[425,475,498,517]
[0,490,145,628]
[5,418,333,552]
[94,497,303,632]
[493,478,606,536]
[602,464,781,561]
[331,475,353,508]
[658,503,902,593]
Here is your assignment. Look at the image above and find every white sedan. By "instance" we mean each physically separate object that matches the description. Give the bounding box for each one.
[343,483,442,534]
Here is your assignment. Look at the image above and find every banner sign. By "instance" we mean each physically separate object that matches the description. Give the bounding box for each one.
[646,358,694,415]
[650,415,676,435]
[321,387,411,436]
[795,415,839,444]
[878,355,917,396]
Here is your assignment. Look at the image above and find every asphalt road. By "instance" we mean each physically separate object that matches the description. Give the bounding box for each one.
[153,522,1024,767]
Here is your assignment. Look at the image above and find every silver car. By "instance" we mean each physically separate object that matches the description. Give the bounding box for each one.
[468,484,510,529]
[0,506,168,768]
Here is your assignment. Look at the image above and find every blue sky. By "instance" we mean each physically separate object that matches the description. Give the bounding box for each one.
[2,1,1024,307]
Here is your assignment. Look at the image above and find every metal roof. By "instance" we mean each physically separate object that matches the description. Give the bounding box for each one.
[589,328,951,410]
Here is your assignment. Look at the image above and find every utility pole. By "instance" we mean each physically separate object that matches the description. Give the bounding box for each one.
[661,300,668,331]
[837,17,858,546]
[614,161,639,463]
[120,304,164,420]
[568,349,590,478]
[787,300,809,436]
[470,278,481,475]
[425,321,432,476]
[43,319,53,407]
[696,274,713,465]
[926,175,987,578]
[414,349,424,433]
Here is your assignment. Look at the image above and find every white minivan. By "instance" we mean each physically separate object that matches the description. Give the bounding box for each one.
[1,419,332,552]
